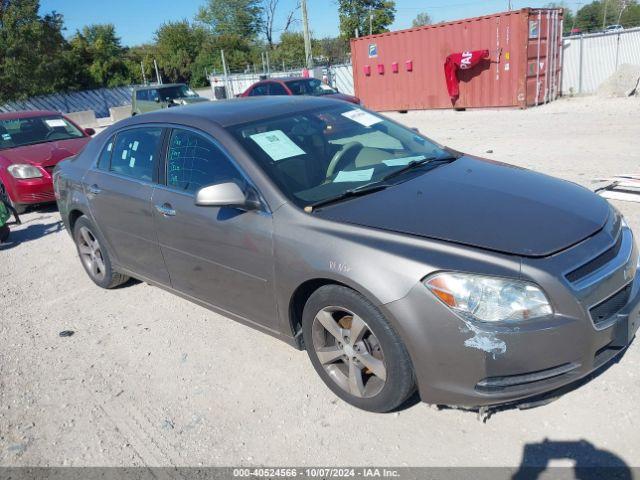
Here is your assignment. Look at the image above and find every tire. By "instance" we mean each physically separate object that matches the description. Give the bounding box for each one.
[302,285,416,412]
[73,216,129,289]
[0,225,9,243]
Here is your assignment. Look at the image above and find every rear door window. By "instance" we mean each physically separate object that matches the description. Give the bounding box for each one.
[110,128,163,182]
[97,136,115,170]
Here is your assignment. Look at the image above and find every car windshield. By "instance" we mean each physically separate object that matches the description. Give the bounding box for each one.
[0,115,84,150]
[229,104,454,208]
[159,85,198,100]
[285,79,337,96]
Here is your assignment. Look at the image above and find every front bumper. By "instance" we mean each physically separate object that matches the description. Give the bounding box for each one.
[6,175,55,206]
[383,215,640,409]
[384,274,640,408]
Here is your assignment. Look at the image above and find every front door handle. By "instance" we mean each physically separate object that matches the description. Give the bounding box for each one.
[88,184,101,195]
[155,203,176,217]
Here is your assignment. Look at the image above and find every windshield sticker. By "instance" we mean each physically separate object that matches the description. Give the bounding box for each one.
[132,141,139,151]
[129,157,136,168]
[121,149,128,160]
[333,168,374,183]
[45,119,67,128]
[250,130,305,161]
[1,133,11,141]
[341,109,383,127]
[107,143,112,152]
[383,155,425,167]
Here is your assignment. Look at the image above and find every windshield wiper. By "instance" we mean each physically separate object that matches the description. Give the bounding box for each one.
[307,183,390,211]
[379,155,455,183]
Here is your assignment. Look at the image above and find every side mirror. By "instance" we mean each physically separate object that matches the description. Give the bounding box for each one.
[84,128,96,136]
[195,182,260,210]
[155,97,160,103]
[411,127,420,133]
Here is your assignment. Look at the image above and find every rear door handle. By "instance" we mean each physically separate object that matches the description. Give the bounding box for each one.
[88,184,101,195]
[155,203,176,217]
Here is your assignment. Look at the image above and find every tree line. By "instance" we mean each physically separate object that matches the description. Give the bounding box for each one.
[2,0,639,104]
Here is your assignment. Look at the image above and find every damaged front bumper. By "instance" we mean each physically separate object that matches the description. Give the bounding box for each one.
[382,270,640,409]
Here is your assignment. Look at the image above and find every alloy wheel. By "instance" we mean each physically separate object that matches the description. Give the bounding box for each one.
[311,306,387,398]
[77,226,106,282]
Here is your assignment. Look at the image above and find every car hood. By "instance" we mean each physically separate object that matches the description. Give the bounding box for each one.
[315,156,610,257]
[0,137,90,168]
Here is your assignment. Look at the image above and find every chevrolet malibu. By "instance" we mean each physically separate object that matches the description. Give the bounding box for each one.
[1,110,93,213]
[54,97,640,413]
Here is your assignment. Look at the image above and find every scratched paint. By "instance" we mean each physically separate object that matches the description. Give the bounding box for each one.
[460,319,507,359]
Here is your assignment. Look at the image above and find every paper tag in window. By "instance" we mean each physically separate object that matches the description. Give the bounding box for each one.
[341,109,382,127]
[250,130,305,161]
[383,155,425,167]
[45,119,67,128]
[333,168,374,183]
[132,141,139,151]
[107,143,112,152]
[1,134,11,141]
[121,149,128,160]
[129,157,136,168]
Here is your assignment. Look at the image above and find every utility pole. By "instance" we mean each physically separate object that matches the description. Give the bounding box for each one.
[153,59,162,85]
[508,0,512,11]
[603,0,609,30]
[301,0,313,69]
[140,61,147,84]
[369,5,373,36]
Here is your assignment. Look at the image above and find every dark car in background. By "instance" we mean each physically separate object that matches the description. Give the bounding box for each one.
[131,83,208,115]
[54,97,640,413]
[0,110,93,213]
[241,77,360,104]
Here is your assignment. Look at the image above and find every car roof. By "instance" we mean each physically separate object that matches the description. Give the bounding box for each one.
[120,96,349,129]
[0,110,62,121]
[133,83,186,91]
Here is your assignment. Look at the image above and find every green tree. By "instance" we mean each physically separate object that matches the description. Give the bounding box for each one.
[69,24,130,87]
[318,36,349,64]
[574,0,640,32]
[196,0,263,38]
[411,12,432,27]
[270,31,319,68]
[338,0,396,39]
[155,20,207,83]
[0,0,73,102]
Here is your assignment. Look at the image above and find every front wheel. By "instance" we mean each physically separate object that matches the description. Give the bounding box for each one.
[302,285,416,412]
[73,216,129,289]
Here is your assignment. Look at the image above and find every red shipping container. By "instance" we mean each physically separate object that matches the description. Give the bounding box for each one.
[351,8,564,111]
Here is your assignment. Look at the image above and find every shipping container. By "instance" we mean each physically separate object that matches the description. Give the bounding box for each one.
[350,8,564,111]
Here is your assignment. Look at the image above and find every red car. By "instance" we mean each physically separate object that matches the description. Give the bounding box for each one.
[241,77,360,104]
[0,110,93,213]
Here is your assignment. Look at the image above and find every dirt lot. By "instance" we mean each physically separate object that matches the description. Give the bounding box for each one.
[1,96,640,469]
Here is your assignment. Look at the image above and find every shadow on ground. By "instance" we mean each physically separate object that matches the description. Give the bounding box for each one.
[513,439,631,480]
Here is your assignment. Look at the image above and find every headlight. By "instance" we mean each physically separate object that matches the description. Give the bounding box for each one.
[424,272,553,323]
[8,164,43,179]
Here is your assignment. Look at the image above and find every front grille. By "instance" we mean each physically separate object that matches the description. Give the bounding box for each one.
[589,284,632,327]
[566,233,623,283]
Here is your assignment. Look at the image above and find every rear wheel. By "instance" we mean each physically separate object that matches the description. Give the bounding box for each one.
[302,285,415,412]
[73,216,129,289]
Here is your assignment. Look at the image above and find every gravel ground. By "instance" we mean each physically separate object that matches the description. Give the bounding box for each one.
[1,96,640,469]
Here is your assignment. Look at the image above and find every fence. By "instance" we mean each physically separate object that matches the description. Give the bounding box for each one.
[0,86,133,119]
[562,27,640,95]
[209,63,355,98]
